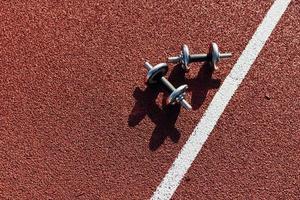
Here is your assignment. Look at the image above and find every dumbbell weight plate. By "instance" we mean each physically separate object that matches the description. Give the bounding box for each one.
[146,63,168,84]
[168,84,188,105]
[181,44,190,71]
[208,42,220,70]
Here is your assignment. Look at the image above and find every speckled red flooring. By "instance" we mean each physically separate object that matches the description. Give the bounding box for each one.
[0,1,298,199]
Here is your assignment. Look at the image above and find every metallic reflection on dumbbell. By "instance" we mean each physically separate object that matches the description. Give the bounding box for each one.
[144,61,192,110]
[168,42,232,71]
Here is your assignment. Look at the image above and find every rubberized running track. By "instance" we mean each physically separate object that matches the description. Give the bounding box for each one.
[0,0,299,199]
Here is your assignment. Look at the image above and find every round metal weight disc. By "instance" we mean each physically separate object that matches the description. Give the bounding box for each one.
[209,42,220,70]
[168,84,188,104]
[181,44,190,70]
[146,63,168,84]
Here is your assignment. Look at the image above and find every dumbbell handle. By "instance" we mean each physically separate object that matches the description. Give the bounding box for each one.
[144,62,192,110]
[168,52,232,63]
[189,54,208,62]
[168,55,207,63]
[190,52,233,62]
[160,77,175,91]
[168,57,181,63]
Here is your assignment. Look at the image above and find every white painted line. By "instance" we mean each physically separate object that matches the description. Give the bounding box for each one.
[151,0,291,199]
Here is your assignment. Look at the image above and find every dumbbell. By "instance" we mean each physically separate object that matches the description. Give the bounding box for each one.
[168,42,232,71]
[144,61,192,110]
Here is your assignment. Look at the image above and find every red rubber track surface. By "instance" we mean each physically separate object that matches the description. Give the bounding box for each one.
[0,0,298,199]
[174,2,300,199]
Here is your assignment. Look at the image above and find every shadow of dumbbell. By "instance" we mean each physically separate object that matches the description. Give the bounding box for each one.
[187,62,221,109]
[148,63,186,151]
[128,85,162,127]
[128,62,188,150]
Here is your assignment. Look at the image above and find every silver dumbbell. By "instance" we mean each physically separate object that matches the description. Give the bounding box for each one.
[168,42,232,71]
[144,61,192,110]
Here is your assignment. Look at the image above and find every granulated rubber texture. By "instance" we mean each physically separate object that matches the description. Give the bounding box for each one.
[0,0,298,200]
[173,1,300,199]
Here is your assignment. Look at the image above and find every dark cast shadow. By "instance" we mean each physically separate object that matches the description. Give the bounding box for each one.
[128,84,162,128]
[187,62,221,109]
[128,64,185,151]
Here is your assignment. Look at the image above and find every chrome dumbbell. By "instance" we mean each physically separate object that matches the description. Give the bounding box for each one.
[168,42,232,71]
[144,61,192,110]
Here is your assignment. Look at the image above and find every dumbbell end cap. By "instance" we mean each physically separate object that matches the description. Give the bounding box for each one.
[180,99,192,110]
[220,53,233,58]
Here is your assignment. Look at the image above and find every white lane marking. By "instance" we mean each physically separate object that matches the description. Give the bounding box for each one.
[151,0,291,199]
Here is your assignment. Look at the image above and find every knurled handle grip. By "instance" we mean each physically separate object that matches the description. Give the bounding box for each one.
[189,54,208,62]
